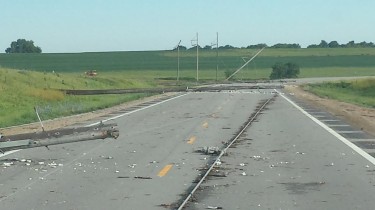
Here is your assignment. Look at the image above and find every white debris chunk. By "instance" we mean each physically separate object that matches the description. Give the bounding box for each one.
[128,164,137,168]
[3,162,13,167]
[241,172,247,176]
[239,163,246,166]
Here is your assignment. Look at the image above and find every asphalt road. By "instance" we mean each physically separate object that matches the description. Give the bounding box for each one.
[0,87,374,210]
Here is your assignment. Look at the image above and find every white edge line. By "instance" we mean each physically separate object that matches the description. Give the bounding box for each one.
[0,150,20,158]
[275,89,375,165]
[86,93,190,127]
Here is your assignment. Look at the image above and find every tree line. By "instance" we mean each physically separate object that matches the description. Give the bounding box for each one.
[6,38,375,54]
[174,40,375,51]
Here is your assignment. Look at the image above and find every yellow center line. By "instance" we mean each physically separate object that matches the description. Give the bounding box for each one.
[157,164,173,177]
[187,136,196,144]
[202,121,209,128]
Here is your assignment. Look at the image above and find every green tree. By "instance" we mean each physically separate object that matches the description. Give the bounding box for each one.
[318,40,328,48]
[328,41,340,48]
[269,62,300,79]
[5,39,42,53]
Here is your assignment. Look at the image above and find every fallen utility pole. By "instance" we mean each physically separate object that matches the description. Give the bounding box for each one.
[225,47,265,81]
[0,123,119,153]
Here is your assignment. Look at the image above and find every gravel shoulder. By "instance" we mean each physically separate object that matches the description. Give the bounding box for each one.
[285,85,375,137]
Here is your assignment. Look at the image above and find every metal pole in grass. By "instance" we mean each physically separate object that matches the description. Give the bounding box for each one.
[34,106,45,132]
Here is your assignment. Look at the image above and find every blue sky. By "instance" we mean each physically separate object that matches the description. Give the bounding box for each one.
[1,0,374,53]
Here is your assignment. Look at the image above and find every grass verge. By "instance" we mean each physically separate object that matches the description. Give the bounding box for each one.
[305,78,375,108]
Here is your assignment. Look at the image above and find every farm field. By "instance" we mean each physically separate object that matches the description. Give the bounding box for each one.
[1,48,375,80]
[1,47,375,128]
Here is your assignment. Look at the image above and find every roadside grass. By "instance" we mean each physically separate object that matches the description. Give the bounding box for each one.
[0,68,154,128]
[306,78,375,108]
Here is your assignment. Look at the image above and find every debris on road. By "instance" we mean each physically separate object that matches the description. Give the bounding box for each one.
[197,146,221,155]
[134,176,152,179]
[128,164,137,168]
[207,206,223,209]
[117,176,130,179]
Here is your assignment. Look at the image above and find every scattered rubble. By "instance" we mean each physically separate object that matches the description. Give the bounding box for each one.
[197,146,221,155]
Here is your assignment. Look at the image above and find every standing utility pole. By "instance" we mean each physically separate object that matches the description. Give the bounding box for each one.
[191,33,199,82]
[196,33,199,82]
[175,40,181,81]
[216,32,219,82]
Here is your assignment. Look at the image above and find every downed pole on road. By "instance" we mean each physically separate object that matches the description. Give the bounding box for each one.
[0,122,119,153]
[62,87,188,95]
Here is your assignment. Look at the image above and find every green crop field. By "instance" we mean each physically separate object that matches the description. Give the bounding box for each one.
[1,48,375,80]
[1,47,375,128]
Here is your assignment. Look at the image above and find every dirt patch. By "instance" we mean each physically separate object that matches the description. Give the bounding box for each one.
[0,93,177,136]
[285,85,375,137]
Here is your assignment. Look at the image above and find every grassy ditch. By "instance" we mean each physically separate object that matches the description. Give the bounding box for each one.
[306,78,375,108]
[0,68,155,128]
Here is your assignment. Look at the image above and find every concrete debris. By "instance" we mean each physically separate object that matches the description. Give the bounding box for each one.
[38,162,45,165]
[199,146,221,155]
[296,152,306,155]
[207,206,223,209]
[215,159,222,166]
[239,163,246,166]
[366,165,370,168]
[3,162,13,167]
[241,172,247,176]
[128,164,137,168]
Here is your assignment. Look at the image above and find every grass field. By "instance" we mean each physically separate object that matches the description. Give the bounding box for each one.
[1,47,375,128]
[306,78,375,108]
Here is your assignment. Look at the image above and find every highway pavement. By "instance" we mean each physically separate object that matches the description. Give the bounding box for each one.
[0,87,374,210]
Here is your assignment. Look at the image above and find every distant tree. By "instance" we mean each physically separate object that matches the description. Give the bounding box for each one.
[246,43,268,49]
[328,41,340,48]
[5,39,42,53]
[346,40,355,48]
[307,44,319,48]
[203,45,212,50]
[173,45,187,51]
[188,45,202,50]
[318,40,328,48]
[270,43,301,48]
[269,62,300,79]
[218,45,236,50]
